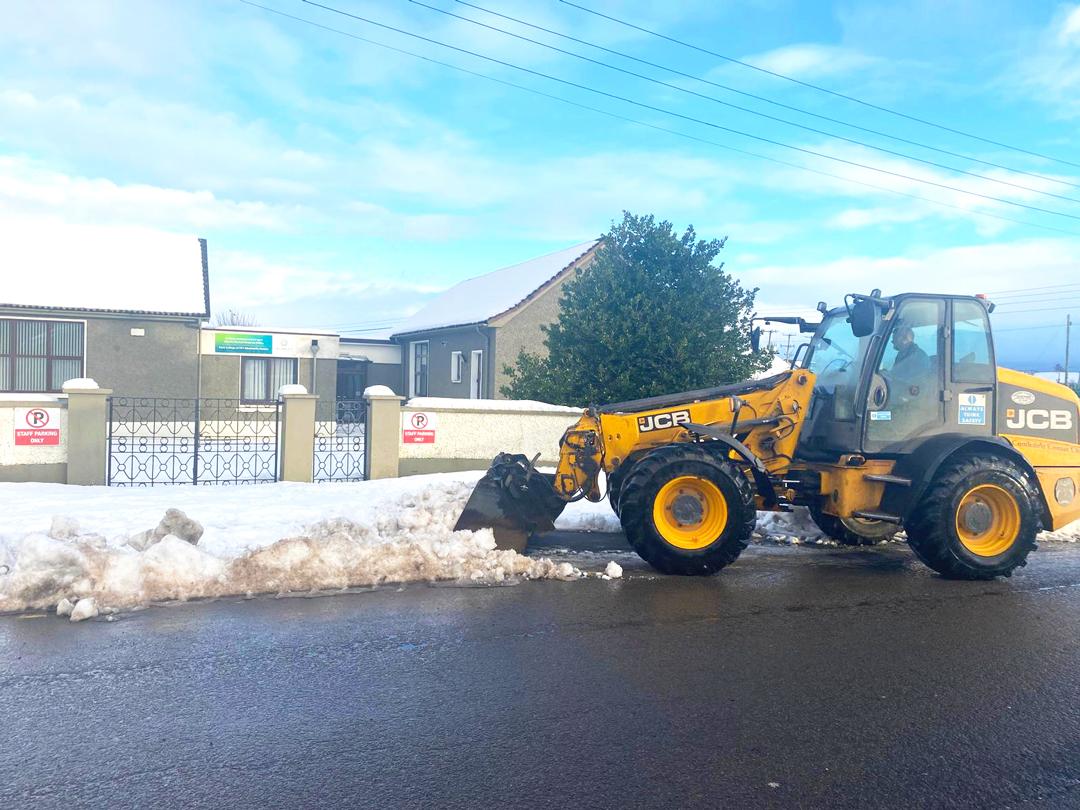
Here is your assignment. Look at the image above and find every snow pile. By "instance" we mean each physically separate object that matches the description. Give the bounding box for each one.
[0,475,584,616]
[754,507,833,546]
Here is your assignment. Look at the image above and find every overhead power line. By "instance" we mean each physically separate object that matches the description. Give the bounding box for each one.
[240,1,1080,238]
[446,0,1080,194]
[559,0,1080,172]
[985,281,1080,297]
[298,0,1080,223]
[406,0,1080,206]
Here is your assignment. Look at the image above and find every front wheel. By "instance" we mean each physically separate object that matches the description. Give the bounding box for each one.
[618,445,756,575]
[905,454,1040,580]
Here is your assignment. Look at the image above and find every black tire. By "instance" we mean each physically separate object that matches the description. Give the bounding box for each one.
[807,503,898,546]
[618,444,756,575]
[905,454,1041,580]
[607,459,634,517]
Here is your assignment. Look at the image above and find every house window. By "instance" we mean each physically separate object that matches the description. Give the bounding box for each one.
[450,351,464,383]
[410,341,429,397]
[241,357,297,402]
[0,318,84,393]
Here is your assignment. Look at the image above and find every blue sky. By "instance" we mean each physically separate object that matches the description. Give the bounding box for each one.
[2,0,1079,371]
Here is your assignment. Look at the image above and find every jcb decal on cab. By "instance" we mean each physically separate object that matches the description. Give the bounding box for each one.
[1006,408,1074,431]
[638,410,692,433]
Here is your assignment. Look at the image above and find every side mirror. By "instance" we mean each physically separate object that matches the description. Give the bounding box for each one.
[850,299,877,338]
[750,326,762,352]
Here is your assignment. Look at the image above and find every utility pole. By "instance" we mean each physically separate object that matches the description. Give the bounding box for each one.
[1066,314,1072,387]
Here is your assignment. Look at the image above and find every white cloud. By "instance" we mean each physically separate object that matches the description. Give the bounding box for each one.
[1007,3,1080,118]
[745,238,1080,313]
[743,43,876,80]
[0,156,301,231]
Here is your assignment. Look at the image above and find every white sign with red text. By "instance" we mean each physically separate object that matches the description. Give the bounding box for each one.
[402,411,437,444]
[15,407,61,446]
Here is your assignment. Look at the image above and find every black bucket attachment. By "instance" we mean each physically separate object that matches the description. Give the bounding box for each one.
[454,453,567,553]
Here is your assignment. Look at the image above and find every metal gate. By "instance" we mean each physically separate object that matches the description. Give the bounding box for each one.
[313,399,366,482]
[107,397,280,486]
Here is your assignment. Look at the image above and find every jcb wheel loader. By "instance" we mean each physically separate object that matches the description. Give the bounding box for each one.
[455,291,1080,580]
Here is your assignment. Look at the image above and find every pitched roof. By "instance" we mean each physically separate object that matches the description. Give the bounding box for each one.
[392,240,599,336]
[0,221,210,318]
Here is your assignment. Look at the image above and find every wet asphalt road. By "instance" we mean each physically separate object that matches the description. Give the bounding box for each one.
[2,535,1079,809]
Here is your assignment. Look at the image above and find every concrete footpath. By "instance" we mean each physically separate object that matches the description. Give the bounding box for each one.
[1,538,1078,808]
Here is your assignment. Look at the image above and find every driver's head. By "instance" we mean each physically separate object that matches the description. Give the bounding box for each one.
[891,325,915,351]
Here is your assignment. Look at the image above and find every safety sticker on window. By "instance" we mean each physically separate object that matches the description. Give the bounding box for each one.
[870,410,892,421]
[958,393,987,425]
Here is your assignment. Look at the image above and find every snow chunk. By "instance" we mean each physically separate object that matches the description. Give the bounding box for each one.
[278,383,308,396]
[56,597,75,616]
[48,516,80,540]
[127,508,204,551]
[605,561,623,579]
[69,597,99,622]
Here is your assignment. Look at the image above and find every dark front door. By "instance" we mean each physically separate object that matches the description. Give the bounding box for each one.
[336,360,367,401]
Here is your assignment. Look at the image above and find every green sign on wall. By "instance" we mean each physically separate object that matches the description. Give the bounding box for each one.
[214,332,273,354]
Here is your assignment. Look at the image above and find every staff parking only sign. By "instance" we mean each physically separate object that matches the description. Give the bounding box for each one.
[15,408,61,446]
[402,411,437,444]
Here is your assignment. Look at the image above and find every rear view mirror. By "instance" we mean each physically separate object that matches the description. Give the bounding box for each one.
[850,299,877,337]
[750,326,762,352]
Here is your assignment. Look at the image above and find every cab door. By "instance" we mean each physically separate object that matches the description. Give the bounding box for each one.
[945,298,996,436]
[863,297,946,452]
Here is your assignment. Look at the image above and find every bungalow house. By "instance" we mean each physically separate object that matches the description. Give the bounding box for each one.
[1,223,209,397]
[391,240,601,399]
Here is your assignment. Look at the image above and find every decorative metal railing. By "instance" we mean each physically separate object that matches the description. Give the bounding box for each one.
[313,399,366,482]
[107,397,280,486]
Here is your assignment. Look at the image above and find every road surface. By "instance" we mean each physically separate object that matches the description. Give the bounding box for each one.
[2,536,1078,808]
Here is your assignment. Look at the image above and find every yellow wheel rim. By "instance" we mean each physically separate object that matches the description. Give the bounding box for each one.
[954,484,1021,557]
[652,475,728,550]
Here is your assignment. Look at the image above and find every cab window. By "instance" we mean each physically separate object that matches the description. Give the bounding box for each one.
[866,299,943,447]
[952,300,994,384]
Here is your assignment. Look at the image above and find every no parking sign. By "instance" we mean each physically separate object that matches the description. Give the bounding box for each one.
[402,411,437,444]
[15,408,61,446]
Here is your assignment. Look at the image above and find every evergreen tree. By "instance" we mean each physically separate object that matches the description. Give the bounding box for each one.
[502,212,770,405]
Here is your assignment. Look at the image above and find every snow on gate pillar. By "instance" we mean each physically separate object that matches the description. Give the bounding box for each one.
[364,386,403,480]
[64,379,111,486]
[279,385,318,482]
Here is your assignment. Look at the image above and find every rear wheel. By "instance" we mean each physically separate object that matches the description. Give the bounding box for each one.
[905,454,1040,580]
[807,503,898,546]
[619,444,755,575]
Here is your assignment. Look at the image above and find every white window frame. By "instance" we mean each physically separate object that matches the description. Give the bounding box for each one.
[450,350,464,384]
[469,349,484,399]
[239,356,297,404]
[409,340,429,398]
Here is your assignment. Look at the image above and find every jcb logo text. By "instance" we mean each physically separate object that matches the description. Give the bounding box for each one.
[638,410,691,433]
[1006,408,1074,431]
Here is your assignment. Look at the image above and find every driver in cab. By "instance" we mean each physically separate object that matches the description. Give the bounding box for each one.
[888,325,929,385]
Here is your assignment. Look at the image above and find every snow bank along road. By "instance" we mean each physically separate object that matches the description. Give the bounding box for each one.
[1,472,1077,618]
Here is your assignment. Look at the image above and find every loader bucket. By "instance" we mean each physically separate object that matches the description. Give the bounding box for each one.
[454,453,567,553]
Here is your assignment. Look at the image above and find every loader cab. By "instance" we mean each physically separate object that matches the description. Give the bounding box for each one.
[796,293,996,459]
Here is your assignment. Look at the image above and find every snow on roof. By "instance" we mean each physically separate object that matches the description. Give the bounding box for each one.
[392,240,599,336]
[0,221,209,317]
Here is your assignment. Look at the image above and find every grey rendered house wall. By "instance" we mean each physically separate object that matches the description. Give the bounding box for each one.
[398,325,495,399]
[366,361,402,393]
[86,316,201,397]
